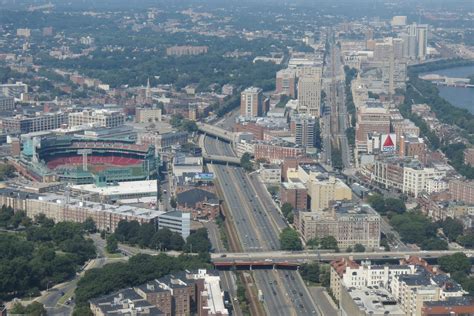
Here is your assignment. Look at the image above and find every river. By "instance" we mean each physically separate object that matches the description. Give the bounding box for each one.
[421,65,474,114]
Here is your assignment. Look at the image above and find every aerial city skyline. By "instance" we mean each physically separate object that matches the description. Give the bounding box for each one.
[0,0,473,315]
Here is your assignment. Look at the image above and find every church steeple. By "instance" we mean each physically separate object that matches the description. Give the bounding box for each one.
[146,77,151,99]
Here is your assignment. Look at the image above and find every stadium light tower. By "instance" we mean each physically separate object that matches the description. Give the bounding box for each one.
[77,149,93,171]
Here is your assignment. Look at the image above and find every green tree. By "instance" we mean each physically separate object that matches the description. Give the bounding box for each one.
[299,262,320,283]
[306,237,320,249]
[390,212,438,246]
[137,223,155,248]
[106,234,119,253]
[279,228,302,251]
[72,306,94,316]
[281,203,293,218]
[0,205,14,227]
[440,218,464,242]
[170,196,177,209]
[353,244,365,252]
[438,252,471,274]
[169,232,185,251]
[82,217,97,233]
[184,228,211,253]
[421,238,448,250]
[151,228,172,250]
[384,198,406,214]
[457,234,474,248]
[181,120,198,133]
[319,265,331,287]
[0,163,15,180]
[367,194,385,213]
[73,253,211,314]
[10,302,46,316]
[320,236,338,250]
[240,152,253,172]
[286,213,294,224]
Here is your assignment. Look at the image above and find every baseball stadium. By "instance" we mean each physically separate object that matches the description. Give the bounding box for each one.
[17,133,159,184]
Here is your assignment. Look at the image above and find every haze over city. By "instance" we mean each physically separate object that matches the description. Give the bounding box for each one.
[0,0,473,315]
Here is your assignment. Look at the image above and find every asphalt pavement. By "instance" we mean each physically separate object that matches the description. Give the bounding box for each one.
[205,134,322,315]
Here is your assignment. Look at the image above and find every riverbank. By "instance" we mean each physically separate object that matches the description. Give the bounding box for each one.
[407,59,474,137]
[420,64,474,114]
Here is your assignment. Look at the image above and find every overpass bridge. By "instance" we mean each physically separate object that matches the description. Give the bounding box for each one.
[211,250,474,267]
[214,260,299,271]
[202,153,241,165]
[197,122,235,143]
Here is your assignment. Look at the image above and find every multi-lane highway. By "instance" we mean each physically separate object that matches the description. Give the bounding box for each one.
[203,135,321,316]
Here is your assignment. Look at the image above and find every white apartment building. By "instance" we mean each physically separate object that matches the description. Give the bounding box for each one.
[0,82,28,100]
[403,166,446,197]
[372,158,446,197]
[69,109,125,128]
[297,75,322,117]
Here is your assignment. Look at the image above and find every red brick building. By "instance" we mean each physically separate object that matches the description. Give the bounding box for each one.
[280,182,307,210]
[465,148,474,167]
[275,68,297,98]
[254,142,305,164]
[234,122,264,140]
[176,188,220,220]
[399,135,427,163]
[421,297,474,316]
[449,179,474,205]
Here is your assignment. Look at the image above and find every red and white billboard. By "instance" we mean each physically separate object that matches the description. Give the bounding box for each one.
[381,133,396,152]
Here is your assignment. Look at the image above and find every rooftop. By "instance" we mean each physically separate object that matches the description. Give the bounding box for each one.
[203,275,229,315]
[423,296,474,308]
[345,286,405,316]
[71,180,157,196]
[176,188,217,206]
[34,192,165,220]
[281,182,306,190]
[90,288,165,316]
[396,272,431,286]
[242,86,262,93]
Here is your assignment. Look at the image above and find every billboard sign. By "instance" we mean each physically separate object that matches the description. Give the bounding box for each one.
[381,133,396,153]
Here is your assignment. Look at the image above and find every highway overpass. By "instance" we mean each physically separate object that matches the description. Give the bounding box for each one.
[197,122,235,142]
[202,153,241,165]
[211,250,474,265]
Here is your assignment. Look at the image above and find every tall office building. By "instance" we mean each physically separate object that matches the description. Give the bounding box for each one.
[291,114,317,148]
[275,68,297,98]
[416,24,428,60]
[401,23,428,60]
[374,41,394,62]
[392,38,405,60]
[355,101,391,153]
[240,87,264,117]
[297,75,322,117]
[403,24,418,60]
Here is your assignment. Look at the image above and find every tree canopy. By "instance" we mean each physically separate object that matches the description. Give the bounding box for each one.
[438,252,471,275]
[74,253,211,315]
[240,152,253,172]
[367,194,406,215]
[390,212,447,250]
[279,228,302,251]
[0,212,96,300]
[112,220,185,251]
[320,236,339,250]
